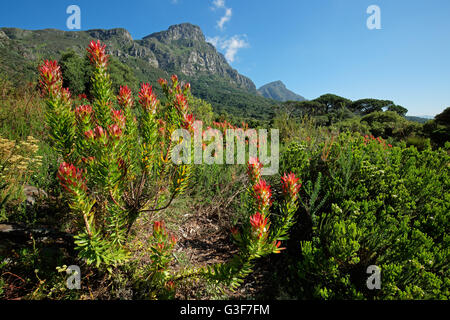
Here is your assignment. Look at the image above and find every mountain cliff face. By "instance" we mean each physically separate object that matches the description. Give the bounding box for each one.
[258,80,305,102]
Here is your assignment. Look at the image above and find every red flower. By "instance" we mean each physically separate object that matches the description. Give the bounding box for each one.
[94,126,107,140]
[57,162,86,193]
[117,85,133,108]
[175,94,188,113]
[87,40,108,68]
[38,60,62,96]
[138,83,159,113]
[84,129,95,140]
[111,109,126,128]
[171,74,178,85]
[108,124,122,139]
[253,179,272,211]
[153,220,165,234]
[249,212,268,238]
[75,105,93,121]
[158,78,168,86]
[182,113,195,130]
[247,157,263,184]
[281,172,301,199]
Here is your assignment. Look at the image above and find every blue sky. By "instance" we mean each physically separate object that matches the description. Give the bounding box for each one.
[2,0,450,116]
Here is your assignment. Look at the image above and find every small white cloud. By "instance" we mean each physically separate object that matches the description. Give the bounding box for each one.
[212,0,225,9]
[217,8,232,30]
[207,35,249,63]
[221,35,248,62]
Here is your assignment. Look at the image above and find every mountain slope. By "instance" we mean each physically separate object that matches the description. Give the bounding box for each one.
[258,80,305,102]
[0,23,276,121]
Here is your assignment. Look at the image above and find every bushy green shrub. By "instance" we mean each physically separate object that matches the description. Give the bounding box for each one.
[281,132,449,299]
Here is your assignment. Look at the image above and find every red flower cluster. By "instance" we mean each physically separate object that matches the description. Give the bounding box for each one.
[171,74,178,85]
[38,60,62,97]
[111,109,126,128]
[75,105,93,121]
[117,85,134,108]
[363,135,392,148]
[250,212,269,239]
[158,78,168,87]
[152,220,177,251]
[57,162,86,193]
[247,157,263,184]
[138,83,159,113]
[281,172,301,200]
[175,94,188,113]
[253,179,272,211]
[108,124,122,139]
[87,40,108,68]
[182,113,195,130]
[84,129,95,140]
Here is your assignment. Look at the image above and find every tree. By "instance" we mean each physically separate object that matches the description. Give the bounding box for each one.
[59,50,89,96]
[313,94,352,113]
[387,104,408,116]
[350,98,394,115]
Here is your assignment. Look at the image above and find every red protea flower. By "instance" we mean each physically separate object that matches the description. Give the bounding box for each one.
[75,105,93,121]
[249,212,268,239]
[158,78,168,87]
[281,172,301,200]
[84,129,95,140]
[153,220,165,234]
[183,82,191,93]
[87,40,108,68]
[247,157,263,184]
[170,234,177,246]
[38,60,62,97]
[117,85,133,108]
[138,83,159,113]
[57,162,86,193]
[94,126,107,141]
[182,113,195,130]
[78,93,87,101]
[171,74,178,85]
[111,109,126,128]
[253,179,272,211]
[175,94,188,113]
[108,124,122,139]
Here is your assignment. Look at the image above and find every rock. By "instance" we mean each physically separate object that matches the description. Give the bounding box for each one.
[23,185,47,206]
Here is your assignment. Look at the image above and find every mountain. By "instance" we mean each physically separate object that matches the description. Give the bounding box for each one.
[0,23,276,121]
[405,116,434,123]
[257,80,305,102]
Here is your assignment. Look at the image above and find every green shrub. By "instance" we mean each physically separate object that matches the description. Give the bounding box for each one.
[281,132,449,299]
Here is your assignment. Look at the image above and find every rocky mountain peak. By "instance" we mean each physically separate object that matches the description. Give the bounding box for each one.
[143,23,205,43]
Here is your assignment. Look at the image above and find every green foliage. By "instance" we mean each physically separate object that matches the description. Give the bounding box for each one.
[281,132,450,299]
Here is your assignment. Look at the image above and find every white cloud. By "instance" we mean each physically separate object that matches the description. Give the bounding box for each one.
[207,35,249,63]
[217,8,232,30]
[211,0,232,30]
[212,0,225,9]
